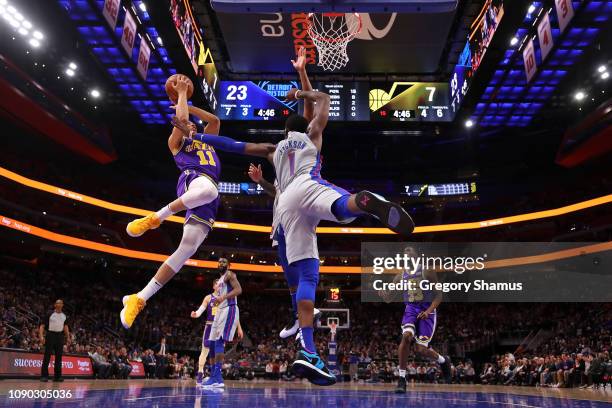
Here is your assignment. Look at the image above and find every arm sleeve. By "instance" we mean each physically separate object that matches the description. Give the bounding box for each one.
[194,305,206,318]
[194,133,247,154]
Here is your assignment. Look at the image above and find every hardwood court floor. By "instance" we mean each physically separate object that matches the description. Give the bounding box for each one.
[0,379,610,407]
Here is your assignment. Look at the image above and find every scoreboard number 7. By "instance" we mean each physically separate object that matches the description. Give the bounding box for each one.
[425,86,436,102]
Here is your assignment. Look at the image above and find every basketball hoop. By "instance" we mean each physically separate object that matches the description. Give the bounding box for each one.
[308,13,362,71]
[327,317,339,341]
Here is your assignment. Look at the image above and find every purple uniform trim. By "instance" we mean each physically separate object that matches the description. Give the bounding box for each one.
[401,305,437,347]
[309,153,350,196]
[222,304,237,341]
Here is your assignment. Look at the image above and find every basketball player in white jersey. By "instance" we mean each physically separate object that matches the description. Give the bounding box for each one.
[172,82,415,388]
[202,258,242,388]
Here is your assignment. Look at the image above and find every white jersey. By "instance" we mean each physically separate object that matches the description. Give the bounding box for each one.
[273,131,319,194]
[215,271,237,309]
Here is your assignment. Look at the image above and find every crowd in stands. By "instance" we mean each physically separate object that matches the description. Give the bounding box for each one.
[1,259,610,388]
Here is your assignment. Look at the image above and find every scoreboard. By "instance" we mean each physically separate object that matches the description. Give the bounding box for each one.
[403,182,477,197]
[215,81,452,122]
[311,82,370,121]
[369,82,451,122]
[217,81,298,121]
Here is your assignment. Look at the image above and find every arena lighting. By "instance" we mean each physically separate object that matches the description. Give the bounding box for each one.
[157,36,163,45]
[602,72,610,80]
[2,214,612,273]
[90,89,101,98]
[574,91,586,101]
[28,38,39,48]
[527,4,536,14]
[69,62,77,70]
[465,119,474,128]
[510,36,519,46]
[139,2,147,12]
[597,65,607,73]
[1,166,612,235]
[32,30,43,40]
[65,68,75,77]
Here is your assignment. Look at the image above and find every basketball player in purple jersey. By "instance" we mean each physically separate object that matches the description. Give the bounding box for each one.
[191,279,220,386]
[393,246,451,393]
[119,75,266,329]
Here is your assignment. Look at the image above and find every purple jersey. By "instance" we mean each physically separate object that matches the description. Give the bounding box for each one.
[402,268,434,310]
[174,137,221,183]
[205,294,217,324]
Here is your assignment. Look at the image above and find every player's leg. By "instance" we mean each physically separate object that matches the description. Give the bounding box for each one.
[127,175,217,237]
[334,192,415,236]
[303,175,414,236]
[196,337,210,385]
[291,257,336,386]
[276,226,300,338]
[120,221,209,328]
[413,311,451,383]
[396,308,418,393]
[204,305,238,388]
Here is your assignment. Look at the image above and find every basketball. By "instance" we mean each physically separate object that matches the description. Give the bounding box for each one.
[165,74,194,103]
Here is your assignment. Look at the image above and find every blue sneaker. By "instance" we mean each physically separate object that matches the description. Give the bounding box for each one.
[202,365,225,388]
[292,349,336,386]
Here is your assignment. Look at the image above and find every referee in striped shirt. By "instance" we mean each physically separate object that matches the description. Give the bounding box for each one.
[39,299,70,382]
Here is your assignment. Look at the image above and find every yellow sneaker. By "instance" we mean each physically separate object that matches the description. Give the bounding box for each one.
[120,294,146,329]
[126,213,161,237]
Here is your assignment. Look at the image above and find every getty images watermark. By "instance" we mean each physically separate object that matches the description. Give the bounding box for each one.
[361,242,612,303]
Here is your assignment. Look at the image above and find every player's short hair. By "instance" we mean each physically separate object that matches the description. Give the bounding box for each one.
[285,114,309,134]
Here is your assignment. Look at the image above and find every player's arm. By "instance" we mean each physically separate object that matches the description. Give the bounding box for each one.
[191,294,211,318]
[286,88,329,151]
[172,119,277,159]
[220,271,242,303]
[236,321,244,341]
[418,269,442,319]
[292,46,314,122]
[248,163,276,198]
[378,270,404,303]
[168,75,191,153]
[188,105,221,135]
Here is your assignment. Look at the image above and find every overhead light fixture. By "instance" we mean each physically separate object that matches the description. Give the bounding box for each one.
[465,119,474,128]
[597,65,607,73]
[527,4,536,14]
[139,2,147,12]
[510,36,519,46]
[17,27,27,35]
[32,30,43,40]
[65,68,75,77]
[602,71,610,80]
[90,89,101,98]
[69,62,77,70]
[28,38,39,48]
[574,91,585,101]
[22,20,31,29]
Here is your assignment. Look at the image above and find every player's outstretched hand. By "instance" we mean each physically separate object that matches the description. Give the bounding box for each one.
[190,311,197,318]
[173,75,190,94]
[248,163,263,183]
[285,87,299,101]
[291,46,307,72]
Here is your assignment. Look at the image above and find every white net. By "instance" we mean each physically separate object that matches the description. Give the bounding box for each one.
[308,13,361,71]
